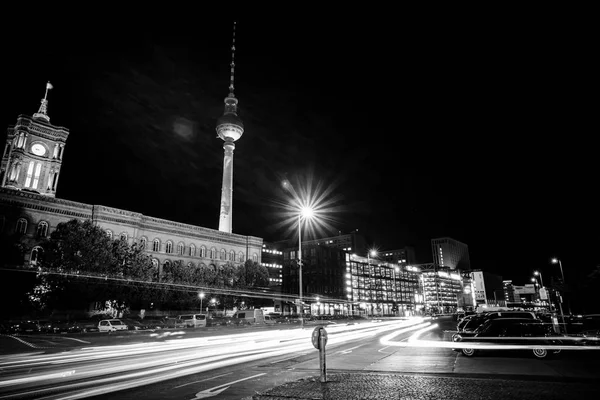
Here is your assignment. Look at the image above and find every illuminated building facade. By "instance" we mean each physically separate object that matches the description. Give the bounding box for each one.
[280,243,423,316]
[418,264,464,313]
[1,82,68,197]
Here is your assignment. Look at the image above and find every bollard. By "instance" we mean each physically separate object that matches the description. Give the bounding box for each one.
[312,326,328,383]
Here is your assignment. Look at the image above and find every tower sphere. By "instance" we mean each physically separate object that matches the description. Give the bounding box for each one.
[216,97,244,142]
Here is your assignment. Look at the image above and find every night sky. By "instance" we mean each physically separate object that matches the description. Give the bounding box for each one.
[1,13,597,286]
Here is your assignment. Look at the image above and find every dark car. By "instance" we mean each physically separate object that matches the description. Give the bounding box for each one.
[453,318,563,359]
[121,319,150,331]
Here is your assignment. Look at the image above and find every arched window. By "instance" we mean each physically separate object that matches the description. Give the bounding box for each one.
[230,250,236,262]
[220,249,226,260]
[152,258,159,268]
[239,252,244,263]
[153,239,160,252]
[189,244,196,257]
[106,230,113,239]
[199,263,207,269]
[120,232,128,241]
[37,221,48,238]
[165,241,173,254]
[187,262,195,268]
[16,218,27,235]
[209,264,217,271]
[151,259,159,282]
[253,253,258,263]
[140,237,147,249]
[210,247,217,259]
[177,242,185,255]
[31,246,43,265]
[163,260,171,269]
[200,246,207,258]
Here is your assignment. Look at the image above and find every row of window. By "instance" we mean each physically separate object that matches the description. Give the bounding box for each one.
[108,232,259,263]
[2,218,259,264]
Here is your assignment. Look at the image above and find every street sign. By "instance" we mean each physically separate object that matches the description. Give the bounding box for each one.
[311,326,328,349]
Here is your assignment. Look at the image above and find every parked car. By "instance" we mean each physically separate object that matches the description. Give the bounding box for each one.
[98,319,128,332]
[121,319,150,331]
[175,314,207,328]
[453,318,563,359]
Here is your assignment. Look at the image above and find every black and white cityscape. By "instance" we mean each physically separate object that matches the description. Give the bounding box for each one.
[0,12,598,400]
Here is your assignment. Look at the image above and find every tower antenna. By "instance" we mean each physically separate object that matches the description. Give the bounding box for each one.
[229,21,236,96]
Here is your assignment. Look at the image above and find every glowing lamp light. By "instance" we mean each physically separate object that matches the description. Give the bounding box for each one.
[300,206,314,219]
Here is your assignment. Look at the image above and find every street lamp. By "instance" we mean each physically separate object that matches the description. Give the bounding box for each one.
[394,266,400,315]
[298,205,314,328]
[551,257,571,316]
[533,270,544,287]
[198,292,205,313]
[366,249,377,317]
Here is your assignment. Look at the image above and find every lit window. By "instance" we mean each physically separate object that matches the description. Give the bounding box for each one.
[177,242,184,255]
[210,248,216,259]
[200,246,207,258]
[24,161,34,188]
[32,163,42,189]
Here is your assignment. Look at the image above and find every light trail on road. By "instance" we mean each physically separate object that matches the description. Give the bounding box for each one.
[0,318,428,400]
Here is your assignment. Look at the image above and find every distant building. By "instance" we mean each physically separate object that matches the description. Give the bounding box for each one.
[261,242,284,313]
[301,230,367,255]
[281,243,423,317]
[470,270,504,305]
[381,246,417,266]
[503,280,518,303]
[431,237,471,270]
[416,263,464,314]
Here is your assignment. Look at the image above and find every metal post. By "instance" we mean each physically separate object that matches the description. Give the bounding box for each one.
[298,215,303,329]
[557,259,571,315]
[367,252,372,317]
[319,330,327,382]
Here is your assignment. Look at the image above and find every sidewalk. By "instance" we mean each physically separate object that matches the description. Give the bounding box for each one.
[250,372,600,400]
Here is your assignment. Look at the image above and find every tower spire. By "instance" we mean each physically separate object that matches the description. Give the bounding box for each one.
[229,21,236,97]
[33,81,53,122]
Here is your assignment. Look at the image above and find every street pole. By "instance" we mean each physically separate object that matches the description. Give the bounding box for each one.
[367,252,372,317]
[557,259,571,315]
[298,215,303,329]
[393,267,397,316]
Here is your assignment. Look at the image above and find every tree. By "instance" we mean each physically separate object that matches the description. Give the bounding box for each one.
[235,259,269,288]
[38,219,155,316]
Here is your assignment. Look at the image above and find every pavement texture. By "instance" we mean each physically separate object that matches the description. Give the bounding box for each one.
[250,372,600,400]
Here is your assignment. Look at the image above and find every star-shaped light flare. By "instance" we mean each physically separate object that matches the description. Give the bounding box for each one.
[272,173,345,241]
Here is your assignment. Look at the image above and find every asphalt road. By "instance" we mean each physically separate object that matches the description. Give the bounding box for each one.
[1,317,599,400]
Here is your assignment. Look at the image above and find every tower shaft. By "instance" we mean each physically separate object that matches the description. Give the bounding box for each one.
[218,140,235,233]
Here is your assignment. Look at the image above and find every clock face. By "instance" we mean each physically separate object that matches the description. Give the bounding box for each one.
[31,143,46,156]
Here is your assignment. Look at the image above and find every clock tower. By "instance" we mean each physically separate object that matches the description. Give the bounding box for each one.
[0,82,70,197]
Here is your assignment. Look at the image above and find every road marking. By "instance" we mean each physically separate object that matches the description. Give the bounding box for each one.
[270,353,307,364]
[336,344,364,355]
[378,346,390,353]
[61,337,91,343]
[190,373,267,399]
[174,372,233,389]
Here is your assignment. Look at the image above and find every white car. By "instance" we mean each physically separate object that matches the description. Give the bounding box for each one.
[98,319,128,332]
